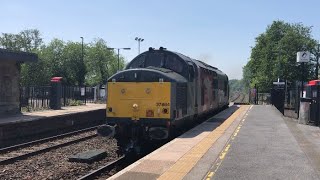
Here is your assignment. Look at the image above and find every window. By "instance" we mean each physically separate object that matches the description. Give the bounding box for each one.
[145,53,164,67]
[164,55,184,73]
[213,79,218,89]
[224,80,228,96]
[188,65,194,81]
[212,89,215,100]
[201,79,204,105]
[127,52,188,78]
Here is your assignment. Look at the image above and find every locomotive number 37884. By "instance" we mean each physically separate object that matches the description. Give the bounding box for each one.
[156,102,170,106]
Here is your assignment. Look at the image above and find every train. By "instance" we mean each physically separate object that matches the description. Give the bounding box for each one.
[98,47,229,153]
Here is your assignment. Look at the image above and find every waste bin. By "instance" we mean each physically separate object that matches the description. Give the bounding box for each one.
[50,77,63,110]
[298,97,312,124]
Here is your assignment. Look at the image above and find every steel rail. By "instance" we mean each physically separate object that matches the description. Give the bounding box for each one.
[0,125,99,154]
[0,130,98,165]
[77,155,125,180]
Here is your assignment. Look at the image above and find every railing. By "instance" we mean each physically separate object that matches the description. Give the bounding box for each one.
[283,86,301,119]
[256,93,271,105]
[20,85,97,112]
[20,86,51,111]
[62,86,95,106]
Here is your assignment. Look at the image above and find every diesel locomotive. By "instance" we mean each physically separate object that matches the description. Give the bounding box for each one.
[100,47,229,153]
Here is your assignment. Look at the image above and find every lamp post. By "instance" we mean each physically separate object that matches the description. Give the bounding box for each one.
[135,37,144,54]
[107,47,131,71]
[80,37,84,85]
[80,37,84,60]
[315,44,320,79]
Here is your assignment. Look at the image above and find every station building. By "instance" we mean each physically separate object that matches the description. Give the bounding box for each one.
[0,48,38,116]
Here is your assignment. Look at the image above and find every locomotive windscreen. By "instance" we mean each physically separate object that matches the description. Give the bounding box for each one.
[127,51,188,77]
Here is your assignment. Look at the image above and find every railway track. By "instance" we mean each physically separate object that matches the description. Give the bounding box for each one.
[230,92,241,102]
[77,155,126,180]
[0,126,99,165]
[234,93,249,104]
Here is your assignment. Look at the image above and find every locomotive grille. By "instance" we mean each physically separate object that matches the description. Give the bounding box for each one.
[176,83,187,115]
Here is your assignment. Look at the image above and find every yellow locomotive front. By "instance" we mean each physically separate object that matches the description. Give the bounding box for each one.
[106,79,174,152]
[107,82,171,121]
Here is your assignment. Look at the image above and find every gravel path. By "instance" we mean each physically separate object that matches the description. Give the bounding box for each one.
[0,137,118,180]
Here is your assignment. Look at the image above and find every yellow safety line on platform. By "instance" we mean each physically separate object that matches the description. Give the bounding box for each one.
[157,105,249,180]
[205,105,253,180]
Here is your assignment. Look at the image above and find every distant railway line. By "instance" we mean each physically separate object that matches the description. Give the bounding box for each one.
[231,92,249,105]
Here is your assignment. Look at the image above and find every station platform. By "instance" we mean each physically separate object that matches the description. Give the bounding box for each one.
[110,105,320,180]
[0,103,106,147]
[0,103,105,125]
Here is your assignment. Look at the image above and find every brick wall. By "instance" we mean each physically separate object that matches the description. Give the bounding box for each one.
[0,61,20,115]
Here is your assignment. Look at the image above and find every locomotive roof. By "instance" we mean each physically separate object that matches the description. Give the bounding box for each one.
[108,67,188,83]
[164,49,227,77]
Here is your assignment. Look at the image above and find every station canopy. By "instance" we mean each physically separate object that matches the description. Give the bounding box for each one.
[0,48,38,62]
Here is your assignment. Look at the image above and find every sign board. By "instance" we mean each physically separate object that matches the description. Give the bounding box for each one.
[81,87,85,96]
[297,51,310,63]
[273,82,285,85]
[273,81,285,89]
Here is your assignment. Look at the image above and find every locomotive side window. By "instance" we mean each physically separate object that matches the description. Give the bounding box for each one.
[201,80,204,105]
[188,65,194,81]
[127,51,190,79]
[165,55,184,73]
[213,79,218,88]
[224,80,228,96]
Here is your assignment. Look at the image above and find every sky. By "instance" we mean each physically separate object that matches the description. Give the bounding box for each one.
[1,0,320,79]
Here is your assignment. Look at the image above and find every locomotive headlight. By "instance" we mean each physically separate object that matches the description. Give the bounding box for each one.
[133,103,139,111]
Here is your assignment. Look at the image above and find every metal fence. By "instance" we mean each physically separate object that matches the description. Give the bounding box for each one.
[283,85,301,119]
[20,85,96,112]
[62,86,95,106]
[248,87,271,105]
[257,93,271,105]
[20,86,51,111]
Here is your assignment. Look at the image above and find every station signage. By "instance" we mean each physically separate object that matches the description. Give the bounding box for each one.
[296,51,310,63]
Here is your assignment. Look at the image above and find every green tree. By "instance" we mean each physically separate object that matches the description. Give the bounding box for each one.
[64,41,87,85]
[85,39,125,86]
[0,29,42,52]
[244,21,317,91]
[0,29,127,86]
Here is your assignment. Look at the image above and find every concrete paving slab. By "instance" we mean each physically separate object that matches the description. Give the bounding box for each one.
[210,105,320,180]
[130,160,174,174]
[68,149,106,163]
